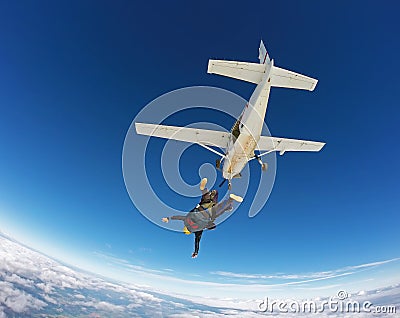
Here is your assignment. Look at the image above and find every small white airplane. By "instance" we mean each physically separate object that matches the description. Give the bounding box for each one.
[135,41,325,189]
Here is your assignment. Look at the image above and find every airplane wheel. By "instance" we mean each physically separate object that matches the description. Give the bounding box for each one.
[262,163,268,171]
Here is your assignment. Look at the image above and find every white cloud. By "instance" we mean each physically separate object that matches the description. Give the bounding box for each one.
[78,300,124,311]
[0,282,47,313]
[37,282,54,294]
[87,250,400,300]
[4,273,34,287]
[0,234,175,315]
[0,233,399,317]
[0,307,6,318]
[41,293,57,304]
[211,258,400,282]
[93,251,168,275]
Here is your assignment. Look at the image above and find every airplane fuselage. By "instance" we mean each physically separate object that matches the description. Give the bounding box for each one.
[222,61,274,180]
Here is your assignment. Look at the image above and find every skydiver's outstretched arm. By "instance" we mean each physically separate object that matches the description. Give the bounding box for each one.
[162,215,186,223]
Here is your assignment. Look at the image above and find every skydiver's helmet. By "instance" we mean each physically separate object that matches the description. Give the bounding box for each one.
[200,189,218,209]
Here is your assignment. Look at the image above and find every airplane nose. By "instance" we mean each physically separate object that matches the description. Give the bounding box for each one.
[222,171,232,180]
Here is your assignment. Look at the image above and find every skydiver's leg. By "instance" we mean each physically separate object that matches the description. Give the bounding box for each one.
[192,230,203,258]
[200,178,208,193]
[199,177,210,204]
[199,178,209,208]
[210,198,233,221]
[229,193,243,203]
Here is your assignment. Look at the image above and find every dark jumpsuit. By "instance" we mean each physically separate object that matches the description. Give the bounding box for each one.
[169,191,233,255]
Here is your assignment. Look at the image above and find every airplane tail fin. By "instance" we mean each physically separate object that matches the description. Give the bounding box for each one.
[258,40,270,64]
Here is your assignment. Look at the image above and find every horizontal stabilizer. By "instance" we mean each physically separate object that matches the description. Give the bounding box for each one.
[271,66,318,91]
[257,135,325,153]
[135,123,230,148]
[207,60,265,84]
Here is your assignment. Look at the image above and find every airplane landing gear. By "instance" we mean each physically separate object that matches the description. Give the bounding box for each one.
[218,178,232,191]
[216,159,221,170]
[255,154,268,172]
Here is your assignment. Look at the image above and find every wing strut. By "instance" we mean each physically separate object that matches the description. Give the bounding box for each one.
[249,149,275,160]
[196,143,225,158]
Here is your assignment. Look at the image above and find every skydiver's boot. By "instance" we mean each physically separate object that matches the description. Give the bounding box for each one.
[229,193,243,203]
[200,178,208,191]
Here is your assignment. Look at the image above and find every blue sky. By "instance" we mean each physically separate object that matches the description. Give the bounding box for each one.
[0,1,399,299]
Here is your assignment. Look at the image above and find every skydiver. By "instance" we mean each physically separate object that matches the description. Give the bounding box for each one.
[162,178,243,258]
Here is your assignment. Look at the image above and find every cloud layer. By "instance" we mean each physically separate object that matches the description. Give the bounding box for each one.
[0,233,398,317]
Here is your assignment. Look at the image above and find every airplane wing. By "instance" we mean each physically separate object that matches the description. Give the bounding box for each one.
[257,135,325,154]
[135,123,230,148]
